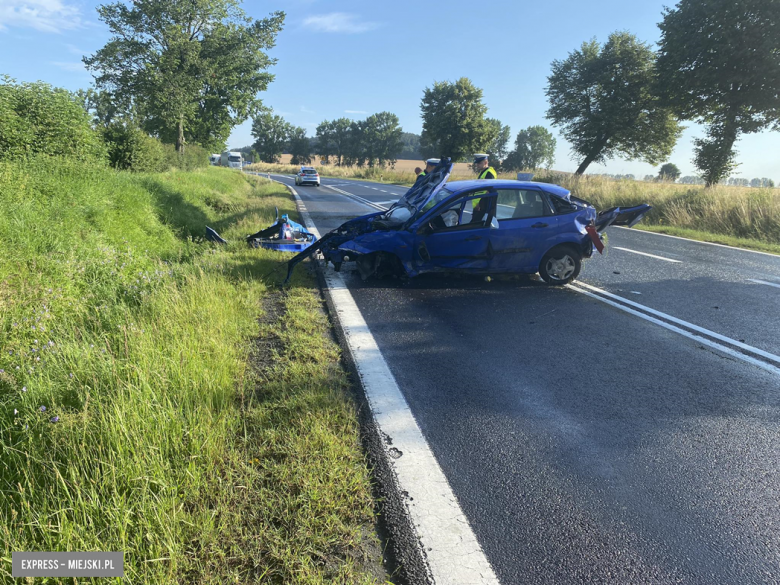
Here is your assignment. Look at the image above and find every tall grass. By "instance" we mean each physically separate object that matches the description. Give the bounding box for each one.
[0,159,381,583]
[543,175,780,245]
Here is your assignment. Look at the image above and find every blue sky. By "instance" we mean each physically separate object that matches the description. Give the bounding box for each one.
[1,0,778,181]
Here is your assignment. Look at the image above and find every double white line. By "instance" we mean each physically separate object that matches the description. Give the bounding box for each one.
[568,281,780,376]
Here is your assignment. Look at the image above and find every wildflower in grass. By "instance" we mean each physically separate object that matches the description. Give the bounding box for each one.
[50,416,59,423]
[22,386,26,392]
[69,373,73,379]
[14,409,18,416]
[40,406,46,412]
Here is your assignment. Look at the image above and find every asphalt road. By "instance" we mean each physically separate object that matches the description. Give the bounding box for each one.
[269,172,780,584]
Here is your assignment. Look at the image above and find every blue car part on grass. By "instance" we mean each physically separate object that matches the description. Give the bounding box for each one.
[206,208,317,253]
[284,159,651,285]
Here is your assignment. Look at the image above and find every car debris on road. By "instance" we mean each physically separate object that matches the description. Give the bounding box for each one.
[206,208,316,253]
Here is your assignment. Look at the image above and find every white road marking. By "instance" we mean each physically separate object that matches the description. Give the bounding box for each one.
[612,246,682,263]
[278,180,500,585]
[571,281,780,372]
[748,279,780,290]
[323,185,389,211]
[614,226,780,258]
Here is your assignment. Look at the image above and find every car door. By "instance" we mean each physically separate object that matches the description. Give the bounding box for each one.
[412,191,497,273]
[488,188,559,273]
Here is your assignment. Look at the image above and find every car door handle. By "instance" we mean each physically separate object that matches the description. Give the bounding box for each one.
[464,236,482,241]
[531,222,548,228]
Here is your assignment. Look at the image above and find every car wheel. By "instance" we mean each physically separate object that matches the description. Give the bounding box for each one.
[539,246,582,285]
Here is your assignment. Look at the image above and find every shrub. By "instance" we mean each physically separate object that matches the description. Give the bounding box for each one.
[103,123,167,172]
[162,143,209,171]
[0,77,103,162]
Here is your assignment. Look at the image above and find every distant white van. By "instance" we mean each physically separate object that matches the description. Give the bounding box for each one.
[221,151,243,169]
[209,154,220,165]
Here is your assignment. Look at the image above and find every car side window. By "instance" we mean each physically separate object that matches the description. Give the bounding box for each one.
[426,194,496,231]
[550,195,577,214]
[495,189,549,220]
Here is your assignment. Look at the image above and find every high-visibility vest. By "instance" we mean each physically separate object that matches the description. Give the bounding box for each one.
[419,171,426,176]
[479,167,497,180]
[473,166,497,206]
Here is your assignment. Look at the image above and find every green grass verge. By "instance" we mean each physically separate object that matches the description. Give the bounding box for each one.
[0,158,386,583]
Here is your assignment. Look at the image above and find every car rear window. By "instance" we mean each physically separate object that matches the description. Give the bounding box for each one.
[304,170,317,175]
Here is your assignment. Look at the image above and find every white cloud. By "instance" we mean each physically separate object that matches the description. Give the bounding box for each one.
[345,110,368,114]
[300,106,315,114]
[65,43,89,56]
[51,61,85,72]
[0,0,82,33]
[302,13,379,34]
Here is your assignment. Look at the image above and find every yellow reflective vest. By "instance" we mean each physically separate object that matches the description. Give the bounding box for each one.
[473,166,497,206]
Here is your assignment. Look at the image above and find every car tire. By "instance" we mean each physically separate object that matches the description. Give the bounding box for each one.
[539,245,582,285]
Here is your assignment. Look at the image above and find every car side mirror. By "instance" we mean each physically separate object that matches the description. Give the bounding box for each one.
[490,216,499,229]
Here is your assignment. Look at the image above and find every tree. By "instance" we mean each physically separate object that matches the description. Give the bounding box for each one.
[420,78,497,161]
[643,175,657,182]
[679,175,705,185]
[85,0,284,154]
[503,125,557,171]
[399,132,421,160]
[363,112,403,167]
[546,31,682,175]
[251,110,291,163]
[657,163,681,182]
[486,119,511,168]
[657,0,780,186]
[316,118,351,165]
[340,121,365,167]
[288,126,311,165]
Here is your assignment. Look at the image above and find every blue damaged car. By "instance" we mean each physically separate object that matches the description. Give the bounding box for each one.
[285,159,650,285]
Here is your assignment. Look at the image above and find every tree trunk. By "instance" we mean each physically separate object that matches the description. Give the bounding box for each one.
[176,116,185,155]
[575,137,608,175]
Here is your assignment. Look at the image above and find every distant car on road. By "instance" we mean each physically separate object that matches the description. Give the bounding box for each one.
[209,154,220,166]
[295,166,320,187]
[284,159,650,285]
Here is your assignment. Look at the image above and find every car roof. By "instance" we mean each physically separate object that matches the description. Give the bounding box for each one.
[445,179,571,200]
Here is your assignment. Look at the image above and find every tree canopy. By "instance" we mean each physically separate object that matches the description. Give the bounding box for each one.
[657,0,780,186]
[485,119,511,167]
[84,0,284,153]
[420,78,497,161]
[503,126,557,171]
[545,31,682,175]
[251,110,291,163]
[657,163,681,182]
[288,126,311,165]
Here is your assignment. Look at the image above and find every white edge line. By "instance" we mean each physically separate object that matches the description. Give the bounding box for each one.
[275,178,501,584]
[568,285,780,376]
[571,282,780,371]
[612,246,682,263]
[748,279,780,290]
[614,226,780,258]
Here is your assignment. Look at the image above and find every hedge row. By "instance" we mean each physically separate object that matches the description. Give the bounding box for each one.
[0,78,208,172]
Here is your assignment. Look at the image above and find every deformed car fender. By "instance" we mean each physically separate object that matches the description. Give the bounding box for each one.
[336,230,417,276]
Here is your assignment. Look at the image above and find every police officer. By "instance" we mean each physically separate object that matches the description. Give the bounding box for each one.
[471,154,496,222]
[419,158,439,178]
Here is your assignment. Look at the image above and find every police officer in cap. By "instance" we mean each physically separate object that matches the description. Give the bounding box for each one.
[471,154,496,222]
[419,158,440,177]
